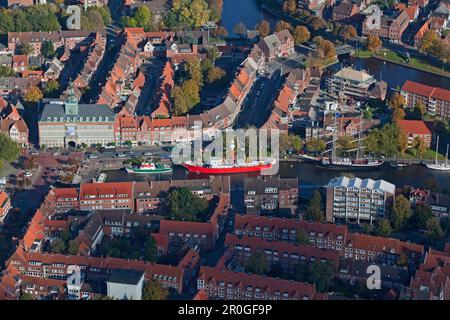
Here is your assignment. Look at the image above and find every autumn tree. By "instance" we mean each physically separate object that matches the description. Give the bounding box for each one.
[212,26,228,38]
[397,131,409,157]
[206,66,225,84]
[293,26,310,45]
[24,86,43,103]
[306,138,326,154]
[390,195,411,230]
[340,25,357,43]
[389,92,406,122]
[207,0,223,22]
[142,280,169,300]
[296,228,309,245]
[392,106,406,122]
[171,0,210,28]
[233,22,247,37]
[185,56,203,86]
[255,20,271,37]
[426,217,444,242]
[17,42,33,55]
[245,251,269,275]
[275,20,292,32]
[374,218,392,237]
[366,34,382,52]
[413,136,426,158]
[307,16,325,31]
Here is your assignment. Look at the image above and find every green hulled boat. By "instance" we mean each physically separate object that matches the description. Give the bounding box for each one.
[125,162,172,174]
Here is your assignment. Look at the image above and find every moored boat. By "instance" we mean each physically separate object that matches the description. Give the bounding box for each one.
[182,160,274,174]
[125,162,172,174]
[425,137,450,171]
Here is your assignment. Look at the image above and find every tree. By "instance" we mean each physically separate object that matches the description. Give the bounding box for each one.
[208,0,223,22]
[412,203,433,229]
[294,262,309,282]
[142,280,169,300]
[68,240,79,255]
[340,25,357,43]
[206,66,225,84]
[24,86,43,103]
[282,0,297,13]
[44,79,59,98]
[306,138,326,154]
[233,22,247,37]
[212,26,228,38]
[167,187,208,221]
[363,107,373,120]
[413,136,426,158]
[275,20,292,32]
[303,191,324,222]
[337,135,356,153]
[397,131,409,157]
[308,261,335,292]
[374,218,392,237]
[81,8,105,30]
[307,16,325,31]
[40,40,55,58]
[171,0,210,28]
[389,92,406,110]
[0,134,21,166]
[255,20,271,37]
[185,56,203,86]
[50,239,66,253]
[0,66,16,77]
[397,252,409,267]
[293,26,310,45]
[20,292,33,300]
[133,6,155,31]
[245,251,269,275]
[366,34,382,52]
[143,235,157,262]
[426,217,444,242]
[390,195,411,230]
[296,228,309,245]
[392,106,406,122]
[411,101,426,120]
[280,133,302,154]
[17,42,33,55]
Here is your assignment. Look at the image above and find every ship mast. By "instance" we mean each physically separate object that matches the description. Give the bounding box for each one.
[446,144,449,167]
[332,114,337,161]
[435,135,440,164]
[356,113,362,161]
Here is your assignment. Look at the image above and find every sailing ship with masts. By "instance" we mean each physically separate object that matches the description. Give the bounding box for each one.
[425,135,450,171]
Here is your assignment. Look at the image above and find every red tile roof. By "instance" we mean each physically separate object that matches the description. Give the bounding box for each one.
[402,80,450,103]
[398,120,432,135]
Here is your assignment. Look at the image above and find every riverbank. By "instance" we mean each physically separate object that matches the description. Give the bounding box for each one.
[352,49,450,78]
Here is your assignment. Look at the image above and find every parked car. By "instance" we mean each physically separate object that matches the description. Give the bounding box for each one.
[24,171,32,177]
[89,154,98,159]
[116,153,126,158]
[143,152,152,156]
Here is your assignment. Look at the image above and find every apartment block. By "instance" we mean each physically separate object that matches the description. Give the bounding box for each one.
[326,176,395,224]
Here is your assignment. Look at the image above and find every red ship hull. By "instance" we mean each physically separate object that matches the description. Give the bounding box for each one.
[182,163,272,174]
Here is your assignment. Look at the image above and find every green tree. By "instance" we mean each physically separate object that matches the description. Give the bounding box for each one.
[303,191,324,222]
[41,40,55,58]
[306,138,326,154]
[337,135,357,154]
[81,8,105,30]
[397,252,409,267]
[245,251,269,275]
[0,66,16,77]
[143,235,158,262]
[50,238,66,253]
[142,280,169,300]
[17,42,33,55]
[206,66,225,84]
[413,136,426,158]
[294,262,309,282]
[167,187,208,221]
[412,203,433,229]
[185,56,203,86]
[0,134,21,166]
[296,228,309,245]
[426,217,444,242]
[68,240,79,255]
[133,6,155,31]
[373,218,392,237]
[20,292,33,300]
[44,79,59,98]
[308,261,335,292]
[280,133,302,155]
[390,195,411,230]
[171,0,210,28]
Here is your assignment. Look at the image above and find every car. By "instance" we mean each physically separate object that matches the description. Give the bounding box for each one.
[24,171,32,177]
[116,153,126,158]
[52,151,61,156]
[30,151,39,155]
[89,154,98,159]
[143,151,153,156]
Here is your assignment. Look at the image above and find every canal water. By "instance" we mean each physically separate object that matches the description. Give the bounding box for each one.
[103,161,450,191]
[222,0,450,89]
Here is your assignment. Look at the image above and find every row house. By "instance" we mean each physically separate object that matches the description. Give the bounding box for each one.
[97,34,140,108]
[234,214,424,266]
[45,187,80,214]
[401,80,450,119]
[79,182,134,211]
[362,10,410,42]
[224,234,340,275]
[323,115,381,137]
[0,191,12,225]
[197,266,318,300]
[244,176,298,215]
[2,246,192,296]
[0,102,29,147]
[151,61,174,119]
[7,30,100,56]
[61,32,106,101]
[258,30,294,62]
[332,1,360,22]
[0,77,41,96]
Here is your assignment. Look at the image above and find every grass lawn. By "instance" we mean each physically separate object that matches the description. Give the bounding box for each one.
[404,148,446,160]
[353,50,374,58]
[375,49,450,77]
